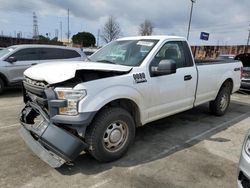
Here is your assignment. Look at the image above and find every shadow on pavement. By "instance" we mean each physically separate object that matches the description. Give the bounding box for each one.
[57,101,250,176]
[0,87,22,98]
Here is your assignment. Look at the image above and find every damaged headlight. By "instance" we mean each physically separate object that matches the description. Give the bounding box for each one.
[245,136,250,157]
[55,88,87,116]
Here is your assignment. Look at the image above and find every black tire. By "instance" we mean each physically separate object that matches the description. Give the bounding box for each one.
[0,78,5,94]
[85,107,135,162]
[209,85,231,116]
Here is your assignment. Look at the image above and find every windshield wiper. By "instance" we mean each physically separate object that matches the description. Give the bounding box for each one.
[96,59,116,64]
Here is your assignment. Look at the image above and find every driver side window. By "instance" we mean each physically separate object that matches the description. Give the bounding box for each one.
[151,41,185,68]
[11,48,39,61]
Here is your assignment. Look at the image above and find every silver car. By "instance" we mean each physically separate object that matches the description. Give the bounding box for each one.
[238,130,250,187]
[0,44,86,94]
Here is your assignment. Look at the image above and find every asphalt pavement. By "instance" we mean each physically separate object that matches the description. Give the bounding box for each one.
[0,89,250,188]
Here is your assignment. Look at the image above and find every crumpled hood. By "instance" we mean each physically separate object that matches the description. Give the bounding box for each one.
[24,61,132,84]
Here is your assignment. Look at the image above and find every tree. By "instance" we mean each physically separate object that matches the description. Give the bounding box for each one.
[38,35,50,41]
[72,32,96,47]
[102,16,121,43]
[51,37,58,41]
[139,20,153,36]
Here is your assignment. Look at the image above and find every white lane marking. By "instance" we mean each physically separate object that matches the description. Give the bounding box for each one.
[0,123,19,130]
[89,178,112,188]
[185,112,250,144]
[129,111,250,170]
[92,171,109,179]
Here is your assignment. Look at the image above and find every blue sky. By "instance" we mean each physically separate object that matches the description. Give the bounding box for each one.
[0,0,249,45]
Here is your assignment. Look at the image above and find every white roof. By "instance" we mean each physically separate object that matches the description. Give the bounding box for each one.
[10,44,80,51]
[117,35,186,41]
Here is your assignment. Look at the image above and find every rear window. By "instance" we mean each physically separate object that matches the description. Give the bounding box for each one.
[84,51,94,56]
[39,48,63,60]
[62,49,81,59]
[38,48,80,60]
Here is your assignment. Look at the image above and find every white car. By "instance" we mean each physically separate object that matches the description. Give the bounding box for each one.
[19,35,242,168]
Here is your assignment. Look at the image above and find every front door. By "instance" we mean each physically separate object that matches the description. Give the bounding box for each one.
[5,48,39,83]
[146,41,197,122]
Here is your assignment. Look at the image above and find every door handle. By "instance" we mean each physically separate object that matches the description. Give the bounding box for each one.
[31,63,37,66]
[184,75,192,81]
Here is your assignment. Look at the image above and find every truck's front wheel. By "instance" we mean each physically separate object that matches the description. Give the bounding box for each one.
[85,107,135,162]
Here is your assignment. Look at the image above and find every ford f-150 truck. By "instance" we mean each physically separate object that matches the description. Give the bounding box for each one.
[19,36,243,168]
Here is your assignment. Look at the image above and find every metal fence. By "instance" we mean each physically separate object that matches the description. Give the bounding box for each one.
[191,45,250,59]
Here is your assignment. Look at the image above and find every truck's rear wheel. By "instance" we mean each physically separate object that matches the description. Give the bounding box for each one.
[85,107,135,162]
[0,78,5,94]
[209,85,231,116]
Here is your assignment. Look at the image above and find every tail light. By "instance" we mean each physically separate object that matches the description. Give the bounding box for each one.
[240,67,243,79]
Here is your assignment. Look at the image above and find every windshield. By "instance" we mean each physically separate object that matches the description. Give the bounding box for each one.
[0,47,15,58]
[89,40,159,66]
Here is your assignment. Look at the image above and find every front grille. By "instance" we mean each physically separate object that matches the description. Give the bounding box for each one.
[23,77,49,107]
[239,171,250,188]
[23,77,48,97]
[24,77,48,88]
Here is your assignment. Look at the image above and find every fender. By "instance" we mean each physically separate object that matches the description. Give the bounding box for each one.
[77,85,147,124]
[215,70,234,97]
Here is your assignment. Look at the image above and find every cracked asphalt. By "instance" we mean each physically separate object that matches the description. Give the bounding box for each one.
[0,89,250,188]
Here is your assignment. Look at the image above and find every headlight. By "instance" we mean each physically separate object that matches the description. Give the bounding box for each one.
[55,88,87,116]
[245,136,250,156]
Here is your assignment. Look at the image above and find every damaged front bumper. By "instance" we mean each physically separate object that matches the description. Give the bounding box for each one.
[19,102,88,168]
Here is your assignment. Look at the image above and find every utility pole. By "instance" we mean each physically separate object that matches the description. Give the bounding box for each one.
[60,21,62,42]
[97,29,100,47]
[246,25,250,53]
[67,8,70,43]
[187,0,196,40]
[55,29,59,39]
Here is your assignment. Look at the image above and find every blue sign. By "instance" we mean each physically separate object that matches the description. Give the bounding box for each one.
[200,32,209,41]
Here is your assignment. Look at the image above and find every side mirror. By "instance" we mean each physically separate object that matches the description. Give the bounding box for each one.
[151,59,177,76]
[6,56,17,63]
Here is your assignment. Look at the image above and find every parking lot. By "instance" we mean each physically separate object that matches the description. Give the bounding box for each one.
[0,89,250,188]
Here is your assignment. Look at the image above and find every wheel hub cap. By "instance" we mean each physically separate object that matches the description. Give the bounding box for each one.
[110,129,122,143]
[220,94,228,111]
[103,121,128,152]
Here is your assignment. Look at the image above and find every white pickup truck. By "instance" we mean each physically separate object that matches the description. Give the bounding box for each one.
[19,36,242,168]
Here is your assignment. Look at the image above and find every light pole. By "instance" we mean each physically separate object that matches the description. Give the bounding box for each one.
[246,25,250,53]
[187,0,196,40]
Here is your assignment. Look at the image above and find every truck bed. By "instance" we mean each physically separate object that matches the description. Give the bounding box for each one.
[194,60,242,106]
[195,59,238,65]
